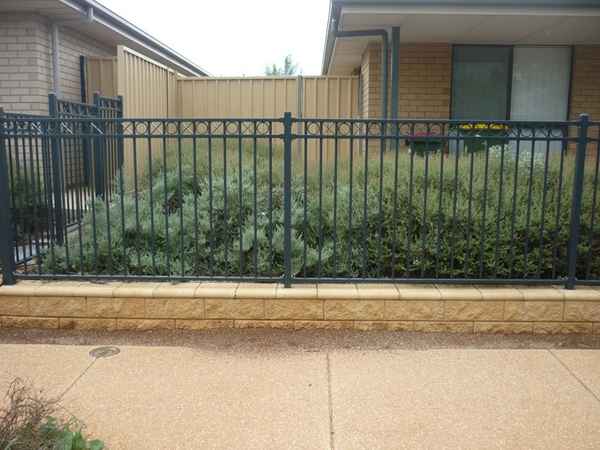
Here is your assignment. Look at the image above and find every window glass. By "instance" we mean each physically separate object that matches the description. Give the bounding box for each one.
[451,46,512,120]
[510,46,571,121]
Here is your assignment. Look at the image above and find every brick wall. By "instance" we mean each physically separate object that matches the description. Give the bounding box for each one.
[565,45,600,156]
[570,45,600,122]
[0,14,52,115]
[58,26,114,102]
[0,14,115,115]
[359,42,452,119]
[0,15,116,187]
[360,43,381,118]
[396,44,451,119]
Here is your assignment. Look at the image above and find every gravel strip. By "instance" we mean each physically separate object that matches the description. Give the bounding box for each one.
[1,328,600,353]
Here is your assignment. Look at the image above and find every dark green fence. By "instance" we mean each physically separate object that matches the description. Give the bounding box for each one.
[0,93,122,268]
[0,113,598,289]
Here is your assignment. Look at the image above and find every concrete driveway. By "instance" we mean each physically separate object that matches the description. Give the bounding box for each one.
[1,330,600,450]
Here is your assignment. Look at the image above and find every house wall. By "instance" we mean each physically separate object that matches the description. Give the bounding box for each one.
[0,14,52,115]
[359,43,452,119]
[570,45,600,122]
[0,14,116,114]
[58,26,114,103]
[360,43,381,118]
[0,15,116,190]
[359,43,600,123]
[0,14,115,115]
[396,44,452,119]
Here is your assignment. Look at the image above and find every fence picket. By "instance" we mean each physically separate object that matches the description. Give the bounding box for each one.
[0,108,16,284]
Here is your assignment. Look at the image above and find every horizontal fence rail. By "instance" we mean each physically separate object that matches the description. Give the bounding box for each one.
[0,113,598,289]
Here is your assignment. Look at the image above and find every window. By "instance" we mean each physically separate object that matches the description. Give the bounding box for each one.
[451,46,512,120]
[510,46,571,122]
[451,45,572,122]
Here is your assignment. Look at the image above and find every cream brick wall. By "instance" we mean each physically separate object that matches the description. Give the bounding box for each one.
[359,42,452,119]
[0,14,115,115]
[360,43,381,118]
[0,14,52,115]
[570,45,600,121]
[396,43,451,119]
[58,26,114,102]
[0,14,116,187]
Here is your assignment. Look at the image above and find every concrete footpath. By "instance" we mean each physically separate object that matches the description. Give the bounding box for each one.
[1,330,600,449]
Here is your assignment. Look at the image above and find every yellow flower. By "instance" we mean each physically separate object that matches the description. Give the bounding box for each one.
[459,123,509,131]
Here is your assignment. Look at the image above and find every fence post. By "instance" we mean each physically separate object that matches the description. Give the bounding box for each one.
[566,113,589,290]
[283,112,293,288]
[296,76,303,156]
[81,94,92,185]
[117,95,124,168]
[92,92,105,199]
[48,93,64,245]
[0,108,16,285]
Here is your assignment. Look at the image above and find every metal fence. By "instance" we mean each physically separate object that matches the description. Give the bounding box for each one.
[0,113,598,289]
[1,111,52,267]
[49,93,123,232]
[52,92,123,197]
[0,93,122,269]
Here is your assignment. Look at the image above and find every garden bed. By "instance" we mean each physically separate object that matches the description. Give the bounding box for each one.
[33,141,600,280]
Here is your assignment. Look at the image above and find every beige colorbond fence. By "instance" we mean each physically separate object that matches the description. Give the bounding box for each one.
[84,48,361,178]
[86,50,360,121]
[178,77,297,118]
[297,77,361,167]
[117,46,178,118]
[300,76,360,118]
[176,76,361,167]
[84,56,117,98]
[116,46,178,182]
[177,76,360,119]
[86,47,178,118]
[86,47,177,182]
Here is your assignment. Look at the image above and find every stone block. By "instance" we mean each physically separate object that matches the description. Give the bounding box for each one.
[265,299,323,320]
[205,299,264,319]
[324,300,385,320]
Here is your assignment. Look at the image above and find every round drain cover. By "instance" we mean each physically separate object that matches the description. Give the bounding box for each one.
[89,346,120,359]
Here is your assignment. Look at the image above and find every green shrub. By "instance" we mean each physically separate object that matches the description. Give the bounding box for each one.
[10,169,50,243]
[37,417,104,450]
[42,141,600,280]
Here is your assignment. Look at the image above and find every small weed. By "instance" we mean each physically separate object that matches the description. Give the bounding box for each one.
[0,378,104,450]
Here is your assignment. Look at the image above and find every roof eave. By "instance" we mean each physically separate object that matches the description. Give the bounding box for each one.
[321,0,600,75]
[321,0,340,75]
[59,0,210,77]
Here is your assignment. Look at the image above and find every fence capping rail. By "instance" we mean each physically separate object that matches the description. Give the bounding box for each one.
[0,111,596,288]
